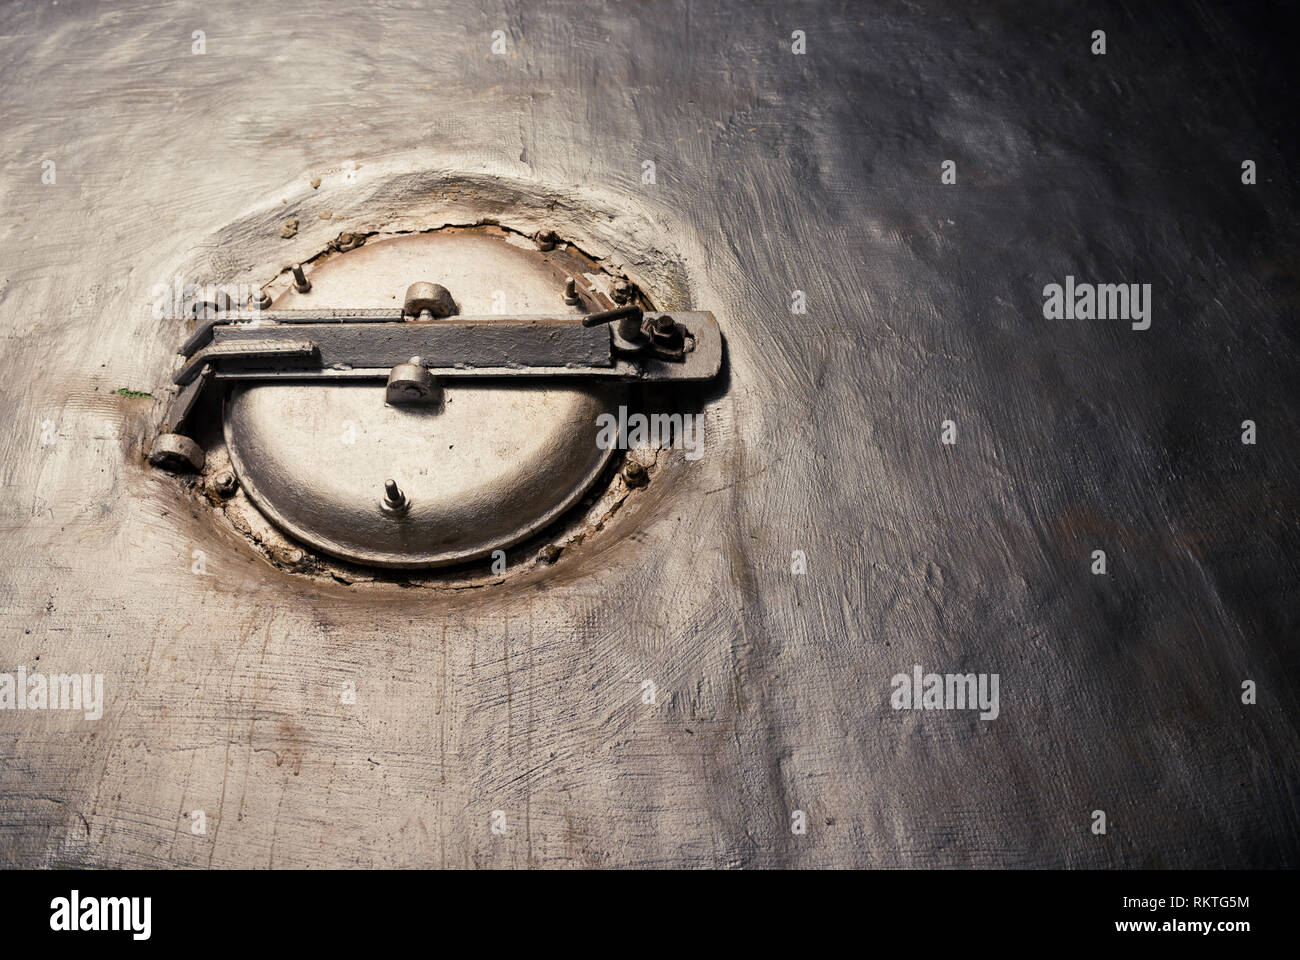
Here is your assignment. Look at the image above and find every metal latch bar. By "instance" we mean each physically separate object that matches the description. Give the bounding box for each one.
[174,339,319,386]
[209,318,613,373]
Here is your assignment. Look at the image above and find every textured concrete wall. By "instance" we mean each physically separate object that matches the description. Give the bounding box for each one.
[0,0,1296,868]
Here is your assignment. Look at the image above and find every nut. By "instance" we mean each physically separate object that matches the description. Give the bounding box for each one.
[650,315,684,350]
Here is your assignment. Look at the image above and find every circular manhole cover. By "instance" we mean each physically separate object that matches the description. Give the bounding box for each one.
[224,227,625,568]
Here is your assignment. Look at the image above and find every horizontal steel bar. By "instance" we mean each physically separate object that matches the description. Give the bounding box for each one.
[172,313,720,386]
[212,365,633,381]
[175,339,319,386]
[180,309,403,357]
[210,317,613,372]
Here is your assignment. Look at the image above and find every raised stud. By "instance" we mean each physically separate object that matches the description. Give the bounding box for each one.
[381,479,410,516]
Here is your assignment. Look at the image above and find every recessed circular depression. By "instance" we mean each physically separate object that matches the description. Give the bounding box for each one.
[223,228,624,568]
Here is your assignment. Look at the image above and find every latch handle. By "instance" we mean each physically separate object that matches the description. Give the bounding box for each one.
[582,305,646,350]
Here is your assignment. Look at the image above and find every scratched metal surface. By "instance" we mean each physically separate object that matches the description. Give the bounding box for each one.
[1,0,1297,868]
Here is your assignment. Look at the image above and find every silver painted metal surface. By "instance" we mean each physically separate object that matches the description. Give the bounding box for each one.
[0,0,1295,869]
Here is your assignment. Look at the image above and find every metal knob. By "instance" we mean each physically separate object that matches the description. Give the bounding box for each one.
[402,282,456,319]
[386,356,440,405]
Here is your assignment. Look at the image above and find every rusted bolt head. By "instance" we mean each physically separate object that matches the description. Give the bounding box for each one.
[212,471,238,498]
[269,543,306,568]
[650,314,684,349]
[622,460,649,488]
[611,279,632,304]
[402,282,457,318]
[534,229,558,251]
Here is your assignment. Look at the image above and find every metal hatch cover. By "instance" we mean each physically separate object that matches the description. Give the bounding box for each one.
[223,228,622,568]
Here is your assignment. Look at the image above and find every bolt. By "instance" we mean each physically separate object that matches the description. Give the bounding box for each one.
[291,263,311,293]
[650,314,684,349]
[383,479,406,508]
[611,279,631,304]
[213,471,238,498]
[622,460,649,488]
[563,277,580,305]
[270,544,306,568]
[252,288,272,310]
[535,229,557,251]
